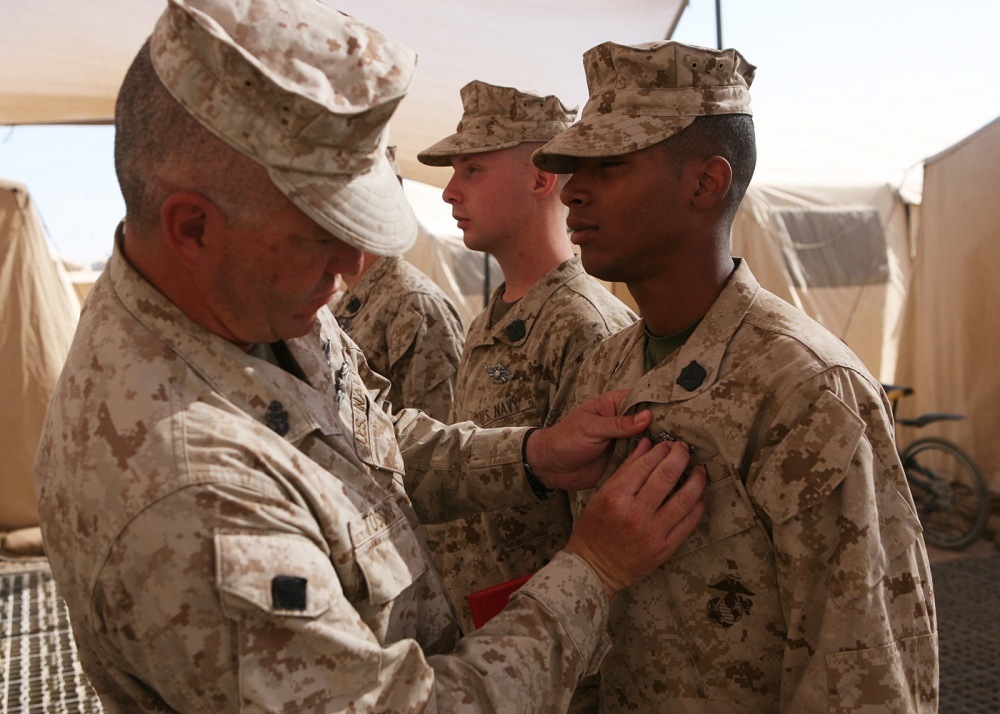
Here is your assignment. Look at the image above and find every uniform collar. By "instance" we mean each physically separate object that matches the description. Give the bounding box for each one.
[335,255,400,316]
[108,241,348,443]
[619,258,760,411]
[482,255,585,346]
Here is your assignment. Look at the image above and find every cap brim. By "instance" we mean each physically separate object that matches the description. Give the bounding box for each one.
[532,114,695,173]
[269,153,417,256]
[417,132,522,166]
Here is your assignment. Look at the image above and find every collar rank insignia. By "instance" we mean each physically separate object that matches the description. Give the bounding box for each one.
[505,319,526,341]
[676,360,707,391]
[706,574,754,628]
[486,364,514,384]
[264,400,290,436]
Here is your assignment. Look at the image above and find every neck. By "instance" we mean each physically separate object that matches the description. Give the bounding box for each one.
[632,251,736,336]
[496,242,574,302]
[493,208,574,302]
[121,220,254,350]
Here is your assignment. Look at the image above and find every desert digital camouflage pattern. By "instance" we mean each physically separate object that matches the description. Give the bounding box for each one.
[34,241,614,713]
[151,0,418,255]
[332,256,465,422]
[417,80,577,165]
[533,41,755,174]
[570,259,938,712]
[424,256,637,633]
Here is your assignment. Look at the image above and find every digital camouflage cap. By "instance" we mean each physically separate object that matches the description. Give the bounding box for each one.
[150,0,418,255]
[533,41,755,173]
[417,80,577,166]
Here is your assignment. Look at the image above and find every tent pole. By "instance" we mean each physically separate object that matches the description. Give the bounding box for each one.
[664,0,688,39]
[716,0,723,49]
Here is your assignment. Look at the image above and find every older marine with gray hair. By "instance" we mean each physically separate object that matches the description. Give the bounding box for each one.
[33,4,708,712]
[533,39,939,712]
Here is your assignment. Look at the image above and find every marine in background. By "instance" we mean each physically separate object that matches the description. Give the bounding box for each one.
[417,81,638,634]
[332,148,465,422]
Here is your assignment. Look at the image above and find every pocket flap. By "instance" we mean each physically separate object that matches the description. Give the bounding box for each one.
[215,530,336,618]
[349,496,426,605]
[750,389,865,525]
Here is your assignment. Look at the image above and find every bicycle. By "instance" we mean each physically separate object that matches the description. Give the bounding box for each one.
[883,383,989,550]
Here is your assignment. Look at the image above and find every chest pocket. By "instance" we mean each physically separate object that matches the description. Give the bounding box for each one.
[628,463,787,677]
[349,494,427,606]
[215,530,381,709]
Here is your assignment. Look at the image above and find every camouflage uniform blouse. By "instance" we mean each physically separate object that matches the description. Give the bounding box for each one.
[34,245,612,713]
[332,256,465,422]
[428,255,636,632]
[573,259,938,712]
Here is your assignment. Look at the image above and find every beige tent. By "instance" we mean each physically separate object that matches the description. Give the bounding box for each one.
[732,183,916,382]
[0,180,80,529]
[894,116,1000,492]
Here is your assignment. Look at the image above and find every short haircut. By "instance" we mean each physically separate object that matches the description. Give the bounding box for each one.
[114,39,271,232]
[658,114,756,221]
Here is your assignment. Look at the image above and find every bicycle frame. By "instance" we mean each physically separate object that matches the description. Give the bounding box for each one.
[882,383,988,550]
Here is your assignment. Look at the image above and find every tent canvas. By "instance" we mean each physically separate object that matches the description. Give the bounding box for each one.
[894,116,1000,492]
[732,183,916,382]
[0,180,80,529]
[0,0,687,189]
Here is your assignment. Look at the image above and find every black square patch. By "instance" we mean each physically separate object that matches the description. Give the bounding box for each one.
[271,575,308,611]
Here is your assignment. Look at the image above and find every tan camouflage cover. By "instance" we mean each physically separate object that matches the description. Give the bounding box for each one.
[33,242,614,712]
[332,256,465,422]
[572,259,938,712]
[150,0,418,255]
[417,80,577,166]
[425,256,637,633]
[533,40,755,174]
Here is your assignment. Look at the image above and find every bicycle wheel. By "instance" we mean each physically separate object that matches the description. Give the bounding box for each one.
[901,437,989,550]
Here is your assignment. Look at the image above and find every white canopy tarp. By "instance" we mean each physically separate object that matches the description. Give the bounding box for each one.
[894,116,1000,492]
[0,180,80,529]
[0,0,686,188]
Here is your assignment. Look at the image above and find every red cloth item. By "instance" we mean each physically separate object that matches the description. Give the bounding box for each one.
[467,573,533,629]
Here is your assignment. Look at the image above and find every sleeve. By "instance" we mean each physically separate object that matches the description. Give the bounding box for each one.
[94,486,608,713]
[542,322,603,427]
[386,292,465,423]
[390,407,540,524]
[430,551,612,712]
[746,369,938,712]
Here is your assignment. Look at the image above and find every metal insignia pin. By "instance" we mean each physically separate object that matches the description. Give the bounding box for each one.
[650,430,696,454]
[486,364,514,384]
[335,361,350,404]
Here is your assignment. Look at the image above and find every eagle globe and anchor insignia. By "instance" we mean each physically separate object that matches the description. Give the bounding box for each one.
[706,574,755,627]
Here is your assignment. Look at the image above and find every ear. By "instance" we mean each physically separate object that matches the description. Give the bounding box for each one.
[160,192,219,267]
[691,156,733,211]
[531,166,560,198]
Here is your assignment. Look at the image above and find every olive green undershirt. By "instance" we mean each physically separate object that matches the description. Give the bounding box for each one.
[643,320,701,372]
